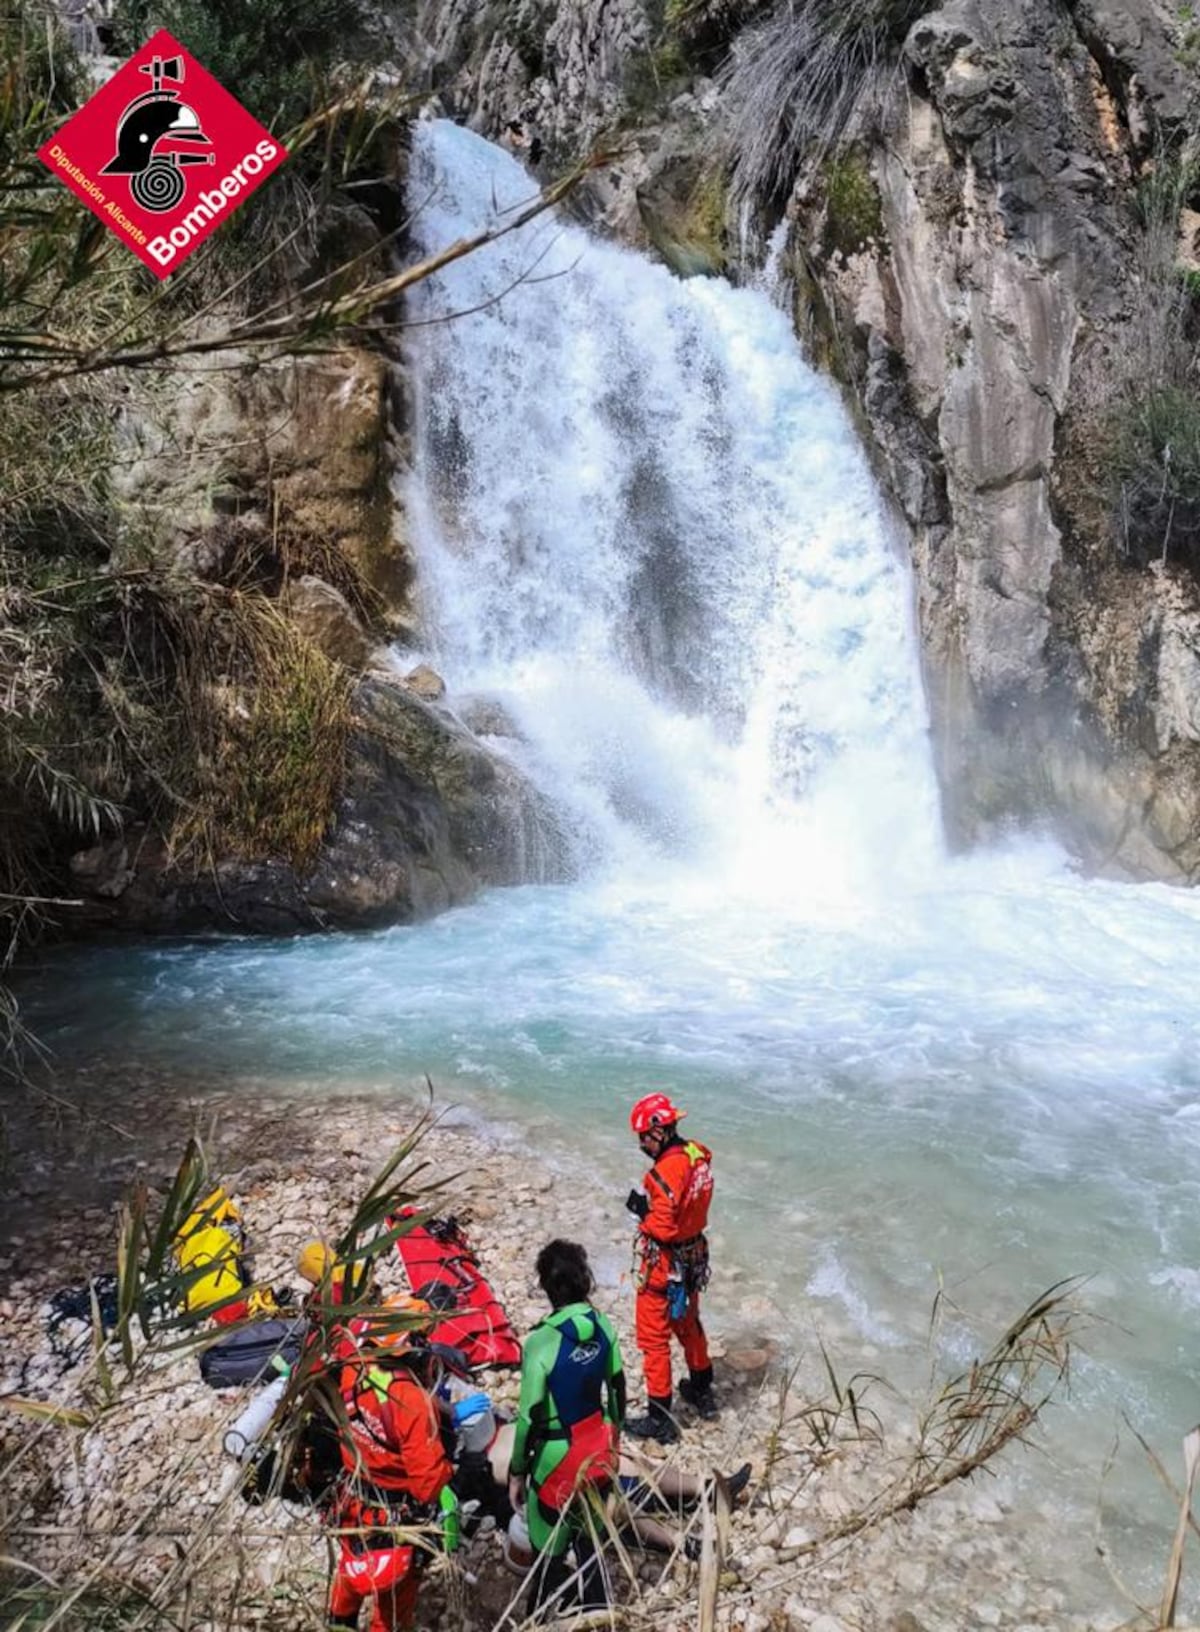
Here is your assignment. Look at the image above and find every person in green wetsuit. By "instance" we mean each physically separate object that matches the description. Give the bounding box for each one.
[508,1239,626,1619]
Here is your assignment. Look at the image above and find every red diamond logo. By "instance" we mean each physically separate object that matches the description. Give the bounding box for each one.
[38,29,288,279]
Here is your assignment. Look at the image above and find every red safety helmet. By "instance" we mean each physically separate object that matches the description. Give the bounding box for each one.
[630,1092,686,1135]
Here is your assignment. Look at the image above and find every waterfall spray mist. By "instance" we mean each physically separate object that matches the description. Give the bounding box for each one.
[403,119,941,901]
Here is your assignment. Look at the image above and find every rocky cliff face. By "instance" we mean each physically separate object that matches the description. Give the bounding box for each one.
[407,0,651,156]
[69,337,569,934]
[822,0,1200,880]
[73,0,1200,922]
[411,0,1200,884]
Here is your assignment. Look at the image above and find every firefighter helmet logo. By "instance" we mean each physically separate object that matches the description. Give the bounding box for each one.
[100,53,215,213]
[38,29,287,278]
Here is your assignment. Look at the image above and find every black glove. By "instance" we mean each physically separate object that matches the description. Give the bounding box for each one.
[625,1188,649,1220]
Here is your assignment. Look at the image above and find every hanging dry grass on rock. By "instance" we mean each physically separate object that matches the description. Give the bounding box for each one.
[715,0,936,211]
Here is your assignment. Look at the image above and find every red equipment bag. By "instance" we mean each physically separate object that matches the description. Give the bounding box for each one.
[390,1208,521,1370]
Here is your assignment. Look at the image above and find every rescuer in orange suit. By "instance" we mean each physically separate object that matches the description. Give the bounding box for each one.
[327,1297,455,1632]
[623,1092,716,1444]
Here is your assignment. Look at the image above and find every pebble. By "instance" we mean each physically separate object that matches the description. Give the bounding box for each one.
[726,1346,771,1375]
[895,1562,925,1594]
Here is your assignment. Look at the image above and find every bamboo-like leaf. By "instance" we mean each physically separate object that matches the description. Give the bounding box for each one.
[115,1191,140,1370]
[1161,1425,1200,1628]
[0,1396,92,1428]
[88,1280,115,1407]
[698,1478,719,1632]
[818,1337,843,1405]
[145,1137,207,1282]
[714,1463,732,1566]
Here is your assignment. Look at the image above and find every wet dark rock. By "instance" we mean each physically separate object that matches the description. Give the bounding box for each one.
[68,675,571,935]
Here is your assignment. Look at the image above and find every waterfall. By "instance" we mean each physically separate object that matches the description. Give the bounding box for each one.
[23,122,1200,1625]
[403,120,942,901]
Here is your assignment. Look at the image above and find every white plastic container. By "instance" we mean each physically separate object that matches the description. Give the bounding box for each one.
[502,1510,534,1573]
[450,1388,497,1456]
[222,1374,287,1461]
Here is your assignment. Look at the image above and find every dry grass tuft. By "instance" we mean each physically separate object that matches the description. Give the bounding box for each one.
[714,0,934,212]
[145,583,353,871]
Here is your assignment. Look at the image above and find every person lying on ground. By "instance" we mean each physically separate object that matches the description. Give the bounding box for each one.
[468,1416,751,1561]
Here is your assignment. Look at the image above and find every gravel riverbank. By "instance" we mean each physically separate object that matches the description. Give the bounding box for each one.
[0,1062,1114,1631]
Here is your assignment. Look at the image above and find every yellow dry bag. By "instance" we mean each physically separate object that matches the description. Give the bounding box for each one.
[175,1186,246,1315]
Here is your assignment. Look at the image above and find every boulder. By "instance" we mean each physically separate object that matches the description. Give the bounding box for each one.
[456,693,523,739]
[402,663,447,701]
[69,839,133,899]
[280,575,373,670]
[66,675,571,933]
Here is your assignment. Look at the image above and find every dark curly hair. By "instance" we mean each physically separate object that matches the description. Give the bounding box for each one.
[536,1239,595,1309]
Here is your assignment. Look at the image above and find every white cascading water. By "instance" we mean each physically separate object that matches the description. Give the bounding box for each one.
[26,118,1200,1622]
[402,120,941,904]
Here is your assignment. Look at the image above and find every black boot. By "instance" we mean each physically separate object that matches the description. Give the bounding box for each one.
[527,1551,574,1621]
[624,1394,680,1444]
[678,1366,719,1419]
[574,1530,611,1611]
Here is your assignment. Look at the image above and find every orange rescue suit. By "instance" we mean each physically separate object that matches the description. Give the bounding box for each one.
[329,1368,452,1632]
[339,1366,451,1502]
[634,1138,714,1398]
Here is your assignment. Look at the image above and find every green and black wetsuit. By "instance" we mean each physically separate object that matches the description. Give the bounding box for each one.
[510,1301,626,1554]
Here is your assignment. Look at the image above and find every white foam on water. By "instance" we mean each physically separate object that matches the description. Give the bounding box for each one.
[403,119,941,900]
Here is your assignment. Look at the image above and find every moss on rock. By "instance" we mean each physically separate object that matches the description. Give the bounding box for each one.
[820,150,885,260]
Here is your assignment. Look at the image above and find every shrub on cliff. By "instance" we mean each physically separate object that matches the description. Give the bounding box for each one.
[1109,142,1200,571]
[1114,383,1200,570]
[110,0,373,140]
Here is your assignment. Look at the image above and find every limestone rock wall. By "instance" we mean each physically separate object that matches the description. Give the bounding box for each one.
[804,0,1200,878]
[115,346,413,625]
[406,0,653,156]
